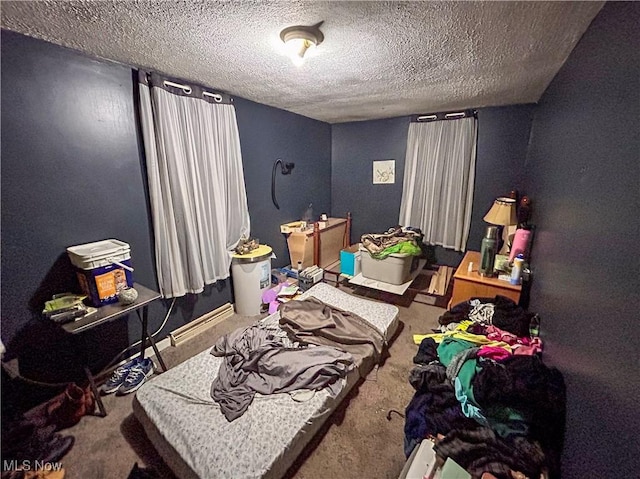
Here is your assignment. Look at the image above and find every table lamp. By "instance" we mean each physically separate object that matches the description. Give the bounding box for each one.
[483,197,517,255]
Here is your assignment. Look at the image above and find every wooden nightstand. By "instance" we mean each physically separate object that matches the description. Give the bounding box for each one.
[448,251,521,309]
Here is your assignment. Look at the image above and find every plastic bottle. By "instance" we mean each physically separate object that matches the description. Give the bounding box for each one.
[302,203,314,223]
[509,228,532,262]
[510,254,525,285]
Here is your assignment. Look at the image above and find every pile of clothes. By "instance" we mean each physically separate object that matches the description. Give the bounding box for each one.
[360,226,423,259]
[404,296,566,479]
[1,383,95,478]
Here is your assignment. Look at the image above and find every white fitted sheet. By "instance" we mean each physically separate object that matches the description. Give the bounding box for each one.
[134,283,399,479]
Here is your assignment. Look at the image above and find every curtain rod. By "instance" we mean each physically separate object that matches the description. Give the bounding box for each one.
[415,109,477,122]
[417,111,465,121]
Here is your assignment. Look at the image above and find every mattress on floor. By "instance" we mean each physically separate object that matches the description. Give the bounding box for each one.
[133,282,399,479]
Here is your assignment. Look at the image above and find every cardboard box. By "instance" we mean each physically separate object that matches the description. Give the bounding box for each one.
[340,244,361,277]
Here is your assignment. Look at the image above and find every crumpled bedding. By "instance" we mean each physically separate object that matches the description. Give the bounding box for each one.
[279,296,386,375]
[210,322,355,422]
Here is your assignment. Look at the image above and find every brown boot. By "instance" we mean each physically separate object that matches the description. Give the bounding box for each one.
[49,384,87,430]
[82,384,96,416]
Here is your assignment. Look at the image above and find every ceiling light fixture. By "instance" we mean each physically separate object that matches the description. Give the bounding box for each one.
[280,21,324,66]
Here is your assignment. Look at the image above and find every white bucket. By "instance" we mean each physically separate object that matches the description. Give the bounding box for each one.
[67,239,132,271]
[231,245,272,316]
[66,239,134,306]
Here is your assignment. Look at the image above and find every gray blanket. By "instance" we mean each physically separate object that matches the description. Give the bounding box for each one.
[279,296,386,376]
[210,323,354,421]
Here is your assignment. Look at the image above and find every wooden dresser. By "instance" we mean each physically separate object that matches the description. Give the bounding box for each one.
[448,250,521,309]
[285,217,349,269]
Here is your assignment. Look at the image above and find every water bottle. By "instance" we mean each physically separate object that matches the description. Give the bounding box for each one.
[302,203,314,223]
[510,254,525,285]
[479,226,498,276]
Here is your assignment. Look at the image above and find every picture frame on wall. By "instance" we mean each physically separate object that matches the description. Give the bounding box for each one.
[373,160,395,184]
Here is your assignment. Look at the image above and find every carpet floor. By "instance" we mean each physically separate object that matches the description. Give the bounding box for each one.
[59,285,444,479]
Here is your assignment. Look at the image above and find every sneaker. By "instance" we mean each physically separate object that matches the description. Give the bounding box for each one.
[117,358,154,395]
[102,357,141,394]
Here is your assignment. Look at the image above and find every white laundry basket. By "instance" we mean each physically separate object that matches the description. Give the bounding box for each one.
[231,245,272,316]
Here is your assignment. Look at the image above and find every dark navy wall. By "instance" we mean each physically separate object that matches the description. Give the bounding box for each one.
[0,31,331,384]
[234,97,331,268]
[331,117,410,245]
[523,3,639,478]
[470,106,535,252]
[1,30,173,377]
[331,107,534,265]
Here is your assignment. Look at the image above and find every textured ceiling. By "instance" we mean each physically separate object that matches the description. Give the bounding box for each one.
[1,1,604,124]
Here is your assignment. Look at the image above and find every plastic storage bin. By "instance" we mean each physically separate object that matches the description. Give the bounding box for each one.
[359,245,416,285]
[231,244,272,316]
[67,239,134,307]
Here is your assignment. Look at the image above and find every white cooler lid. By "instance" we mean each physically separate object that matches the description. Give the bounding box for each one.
[67,239,130,268]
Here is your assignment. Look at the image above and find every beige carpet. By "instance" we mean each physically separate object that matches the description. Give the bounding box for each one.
[60,286,444,479]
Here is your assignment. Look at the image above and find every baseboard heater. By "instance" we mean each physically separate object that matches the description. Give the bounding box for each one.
[169,303,235,346]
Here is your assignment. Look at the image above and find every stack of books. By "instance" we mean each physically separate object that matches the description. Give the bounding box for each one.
[42,293,97,324]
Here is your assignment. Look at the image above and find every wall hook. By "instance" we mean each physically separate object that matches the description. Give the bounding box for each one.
[272,159,295,209]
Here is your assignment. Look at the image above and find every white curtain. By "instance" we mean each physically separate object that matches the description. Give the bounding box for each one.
[399,116,477,251]
[138,72,250,298]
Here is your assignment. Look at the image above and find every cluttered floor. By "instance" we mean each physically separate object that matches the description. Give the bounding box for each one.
[2,284,445,479]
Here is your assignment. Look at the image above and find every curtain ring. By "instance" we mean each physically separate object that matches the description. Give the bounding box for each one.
[163,80,192,95]
[203,91,223,103]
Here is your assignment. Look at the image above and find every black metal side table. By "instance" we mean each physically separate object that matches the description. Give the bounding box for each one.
[62,282,167,416]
